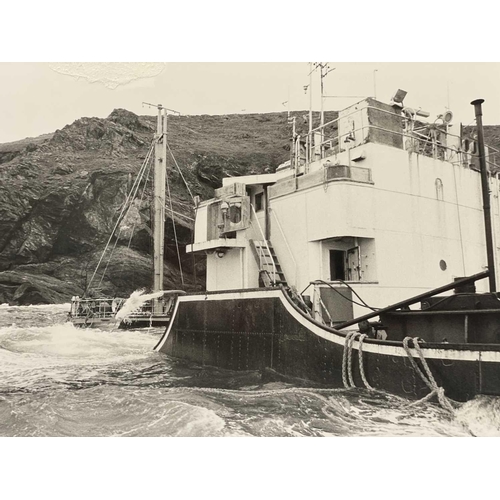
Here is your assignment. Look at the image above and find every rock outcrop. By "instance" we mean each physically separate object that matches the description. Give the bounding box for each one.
[0,108,301,304]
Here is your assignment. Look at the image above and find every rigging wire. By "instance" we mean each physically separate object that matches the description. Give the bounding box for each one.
[334,278,378,310]
[98,152,155,290]
[96,223,122,291]
[166,141,197,287]
[86,142,154,294]
[96,150,154,291]
[166,141,195,201]
[165,156,185,286]
[126,155,154,251]
[301,279,378,311]
[166,209,194,222]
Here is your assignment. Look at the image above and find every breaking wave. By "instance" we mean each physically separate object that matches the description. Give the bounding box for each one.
[0,303,499,436]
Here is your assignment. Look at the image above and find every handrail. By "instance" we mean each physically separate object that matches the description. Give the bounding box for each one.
[250,203,278,282]
[310,104,463,142]
[335,270,489,330]
[306,120,500,171]
[303,102,500,170]
[270,208,297,287]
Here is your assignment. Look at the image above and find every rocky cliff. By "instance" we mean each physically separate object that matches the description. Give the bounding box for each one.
[2,108,498,306]
[0,108,303,304]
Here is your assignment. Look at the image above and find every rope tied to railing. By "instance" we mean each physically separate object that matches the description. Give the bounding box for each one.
[341,331,374,391]
[402,336,457,414]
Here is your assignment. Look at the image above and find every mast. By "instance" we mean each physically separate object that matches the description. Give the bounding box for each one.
[471,99,496,292]
[318,63,334,157]
[308,62,313,166]
[153,105,167,294]
[308,63,313,139]
[142,101,180,310]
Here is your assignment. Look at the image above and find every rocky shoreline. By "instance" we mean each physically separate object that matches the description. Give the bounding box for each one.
[0,108,297,304]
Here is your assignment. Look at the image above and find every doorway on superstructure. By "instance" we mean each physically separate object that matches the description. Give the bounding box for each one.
[329,250,346,280]
[324,236,376,282]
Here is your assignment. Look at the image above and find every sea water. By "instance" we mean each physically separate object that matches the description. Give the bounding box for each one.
[0,303,499,437]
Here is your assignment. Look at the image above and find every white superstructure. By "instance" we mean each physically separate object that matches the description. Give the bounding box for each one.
[187,97,500,323]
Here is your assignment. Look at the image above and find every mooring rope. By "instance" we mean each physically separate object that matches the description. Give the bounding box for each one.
[347,332,357,388]
[402,336,457,414]
[341,331,373,391]
[357,333,373,391]
[342,332,355,388]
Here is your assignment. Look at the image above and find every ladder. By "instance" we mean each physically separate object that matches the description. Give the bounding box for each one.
[251,240,287,287]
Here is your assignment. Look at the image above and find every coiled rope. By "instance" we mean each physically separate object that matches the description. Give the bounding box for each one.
[341,332,374,390]
[340,333,458,414]
[402,336,457,414]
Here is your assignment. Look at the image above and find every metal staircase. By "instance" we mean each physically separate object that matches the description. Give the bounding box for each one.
[250,240,287,287]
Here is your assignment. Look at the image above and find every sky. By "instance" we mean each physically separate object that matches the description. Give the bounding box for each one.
[1,62,500,144]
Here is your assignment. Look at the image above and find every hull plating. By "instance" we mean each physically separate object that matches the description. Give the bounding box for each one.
[155,288,500,402]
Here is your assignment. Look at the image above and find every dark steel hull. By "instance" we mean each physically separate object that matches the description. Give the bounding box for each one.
[155,288,500,402]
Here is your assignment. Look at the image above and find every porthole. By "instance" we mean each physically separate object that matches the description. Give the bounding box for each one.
[439,259,447,271]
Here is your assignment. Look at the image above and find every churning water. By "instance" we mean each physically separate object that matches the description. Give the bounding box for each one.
[0,303,499,437]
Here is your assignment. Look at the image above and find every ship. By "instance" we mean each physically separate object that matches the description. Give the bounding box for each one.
[69,104,186,328]
[154,91,500,404]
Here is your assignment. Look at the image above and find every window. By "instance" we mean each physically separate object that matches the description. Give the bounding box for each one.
[255,192,264,212]
[435,178,444,201]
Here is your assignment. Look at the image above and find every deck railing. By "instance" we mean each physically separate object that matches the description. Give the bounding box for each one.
[69,296,178,322]
[69,297,126,320]
[268,164,372,200]
[297,103,500,173]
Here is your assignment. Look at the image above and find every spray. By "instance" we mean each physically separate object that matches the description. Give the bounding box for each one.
[114,289,165,322]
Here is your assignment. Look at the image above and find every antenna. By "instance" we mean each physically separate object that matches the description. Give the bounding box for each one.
[308,63,313,140]
[282,100,290,119]
[142,102,180,138]
[311,63,335,159]
[314,63,335,131]
[142,102,180,115]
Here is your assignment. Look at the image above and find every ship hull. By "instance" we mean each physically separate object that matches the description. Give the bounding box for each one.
[155,288,500,402]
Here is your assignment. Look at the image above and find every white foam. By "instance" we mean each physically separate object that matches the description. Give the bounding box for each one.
[114,290,164,321]
[454,396,500,436]
[0,303,70,310]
